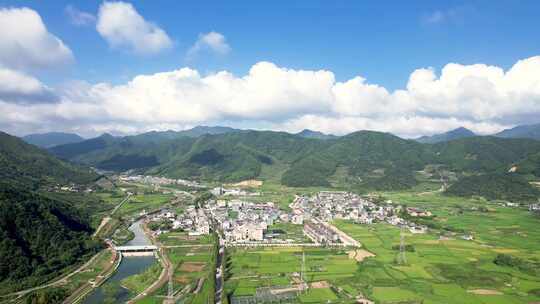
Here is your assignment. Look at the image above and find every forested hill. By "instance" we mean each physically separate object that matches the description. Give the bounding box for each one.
[49,129,540,198]
[0,133,102,293]
[0,131,98,188]
[0,183,100,293]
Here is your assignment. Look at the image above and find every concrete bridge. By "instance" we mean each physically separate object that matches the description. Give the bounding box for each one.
[114,245,158,252]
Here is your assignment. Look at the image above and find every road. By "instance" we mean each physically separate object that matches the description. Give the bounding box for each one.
[2,244,116,300]
[62,245,120,304]
[92,193,131,238]
[215,237,225,304]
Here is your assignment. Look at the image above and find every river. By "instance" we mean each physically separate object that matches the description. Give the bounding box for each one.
[83,219,157,303]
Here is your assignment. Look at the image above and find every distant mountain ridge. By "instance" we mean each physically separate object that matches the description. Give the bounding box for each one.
[0,132,98,188]
[295,129,337,140]
[416,127,476,144]
[23,132,84,148]
[495,123,540,140]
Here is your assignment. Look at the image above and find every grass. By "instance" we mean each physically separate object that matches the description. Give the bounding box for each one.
[117,193,174,216]
[121,262,162,294]
[299,287,338,303]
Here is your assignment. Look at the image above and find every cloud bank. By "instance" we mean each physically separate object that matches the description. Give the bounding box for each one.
[2,56,540,138]
[0,7,73,70]
[96,1,172,54]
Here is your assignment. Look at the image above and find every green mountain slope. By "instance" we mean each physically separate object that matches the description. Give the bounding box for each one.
[0,133,101,292]
[445,173,539,202]
[0,132,98,188]
[0,184,100,292]
[45,127,540,197]
[431,136,540,172]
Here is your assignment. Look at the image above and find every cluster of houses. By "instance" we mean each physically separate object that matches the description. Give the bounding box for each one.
[291,191,430,235]
[119,174,205,188]
[208,200,284,244]
[145,189,437,246]
[210,186,260,197]
[147,207,210,237]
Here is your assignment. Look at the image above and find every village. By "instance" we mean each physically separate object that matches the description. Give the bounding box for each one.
[143,186,434,246]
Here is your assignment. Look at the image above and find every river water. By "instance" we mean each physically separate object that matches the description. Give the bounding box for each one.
[83,219,157,303]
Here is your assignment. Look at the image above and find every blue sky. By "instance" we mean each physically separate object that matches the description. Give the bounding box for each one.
[4,0,539,88]
[0,1,540,137]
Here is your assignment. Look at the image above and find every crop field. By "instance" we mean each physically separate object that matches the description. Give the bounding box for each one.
[331,191,540,304]
[117,193,174,216]
[136,233,217,304]
[224,247,360,303]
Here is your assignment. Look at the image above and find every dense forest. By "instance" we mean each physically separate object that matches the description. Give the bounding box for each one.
[0,184,101,292]
[445,173,540,202]
[0,133,102,293]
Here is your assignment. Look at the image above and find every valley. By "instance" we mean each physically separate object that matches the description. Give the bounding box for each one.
[1,128,540,304]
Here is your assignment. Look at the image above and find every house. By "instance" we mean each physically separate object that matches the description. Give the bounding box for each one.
[409,225,427,234]
[291,214,304,225]
[406,207,432,217]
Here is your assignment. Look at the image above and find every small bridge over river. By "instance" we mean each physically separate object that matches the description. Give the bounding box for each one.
[114,245,158,252]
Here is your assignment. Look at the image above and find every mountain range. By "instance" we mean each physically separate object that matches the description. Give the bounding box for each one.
[22,132,85,148]
[44,127,540,194]
[22,122,540,150]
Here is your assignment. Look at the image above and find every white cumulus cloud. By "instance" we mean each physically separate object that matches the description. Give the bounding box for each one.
[0,67,57,104]
[3,56,540,138]
[0,7,73,70]
[96,1,172,54]
[187,31,231,59]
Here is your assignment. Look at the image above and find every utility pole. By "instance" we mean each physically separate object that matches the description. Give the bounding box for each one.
[301,250,307,293]
[398,224,407,265]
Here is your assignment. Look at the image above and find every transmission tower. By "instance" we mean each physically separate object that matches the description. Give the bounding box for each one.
[300,250,307,292]
[167,256,174,302]
[398,224,407,265]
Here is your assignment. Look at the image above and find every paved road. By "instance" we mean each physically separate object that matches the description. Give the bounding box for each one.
[215,237,225,304]
[2,245,113,299]
[92,193,131,238]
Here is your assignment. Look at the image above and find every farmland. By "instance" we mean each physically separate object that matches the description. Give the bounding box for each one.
[221,188,540,304]
[224,247,360,303]
[133,232,218,304]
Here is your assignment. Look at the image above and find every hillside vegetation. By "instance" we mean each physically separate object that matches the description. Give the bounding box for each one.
[0,133,102,293]
[49,129,540,200]
[446,173,540,202]
[0,132,98,188]
[0,184,101,292]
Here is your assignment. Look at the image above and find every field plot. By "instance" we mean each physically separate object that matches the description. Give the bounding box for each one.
[116,193,174,216]
[333,198,540,304]
[224,247,360,303]
[136,232,217,304]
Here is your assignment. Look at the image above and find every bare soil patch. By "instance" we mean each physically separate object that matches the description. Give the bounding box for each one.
[310,281,330,289]
[348,249,375,262]
[467,289,503,295]
[175,275,190,284]
[180,262,206,272]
